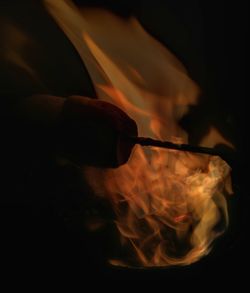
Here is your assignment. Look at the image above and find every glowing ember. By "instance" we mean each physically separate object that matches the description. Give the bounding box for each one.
[45,1,233,267]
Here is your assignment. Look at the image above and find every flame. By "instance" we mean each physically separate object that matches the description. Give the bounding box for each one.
[45,1,233,267]
[2,22,41,83]
[200,126,235,149]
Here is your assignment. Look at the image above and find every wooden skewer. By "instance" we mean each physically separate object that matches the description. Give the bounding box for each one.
[129,137,235,164]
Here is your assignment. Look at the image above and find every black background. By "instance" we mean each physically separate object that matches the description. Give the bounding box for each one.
[1,0,248,287]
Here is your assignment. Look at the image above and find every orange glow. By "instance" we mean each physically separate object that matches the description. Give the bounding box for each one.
[45,2,233,267]
[100,146,231,267]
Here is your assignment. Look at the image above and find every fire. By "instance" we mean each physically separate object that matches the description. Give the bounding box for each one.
[103,147,231,267]
[45,1,233,267]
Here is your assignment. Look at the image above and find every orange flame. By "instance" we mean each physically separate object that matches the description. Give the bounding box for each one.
[45,2,233,267]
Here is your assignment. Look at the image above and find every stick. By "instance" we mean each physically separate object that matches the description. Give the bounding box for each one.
[130,136,228,157]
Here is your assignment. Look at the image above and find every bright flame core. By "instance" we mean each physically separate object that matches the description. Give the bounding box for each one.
[45,1,233,267]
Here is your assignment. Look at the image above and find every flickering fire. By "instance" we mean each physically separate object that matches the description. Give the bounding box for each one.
[105,148,231,267]
[45,2,233,267]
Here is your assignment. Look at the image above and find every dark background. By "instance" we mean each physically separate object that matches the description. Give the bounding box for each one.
[1,0,248,287]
